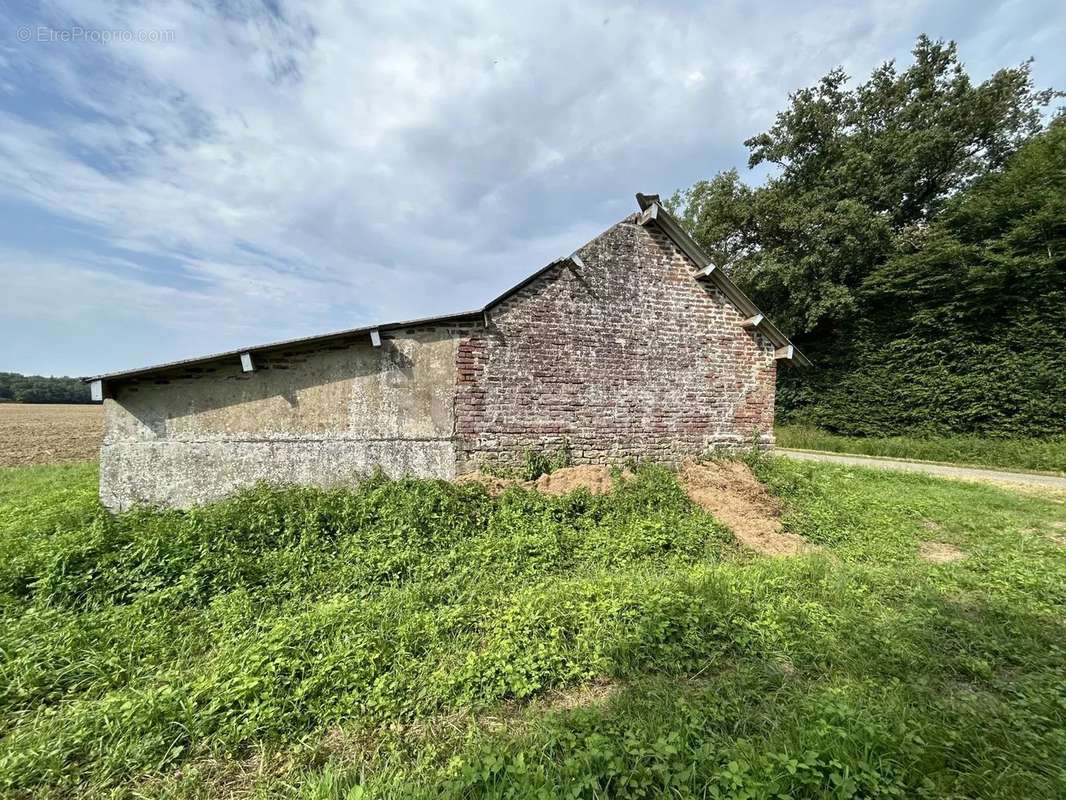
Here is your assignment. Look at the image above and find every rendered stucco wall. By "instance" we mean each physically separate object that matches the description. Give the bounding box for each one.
[100,326,466,510]
[453,217,777,471]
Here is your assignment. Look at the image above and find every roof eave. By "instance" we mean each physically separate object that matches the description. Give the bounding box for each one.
[478,257,573,313]
[80,309,483,383]
[636,194,810,368]
[83,194,809,383]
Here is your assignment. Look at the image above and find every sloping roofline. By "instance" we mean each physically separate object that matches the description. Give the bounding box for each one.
[81,311,484,383]
[84,196,806,383]
[634,193,810,367]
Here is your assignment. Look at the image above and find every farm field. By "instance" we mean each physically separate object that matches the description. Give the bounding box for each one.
[1,457,1064,798]
[0,404,102,468]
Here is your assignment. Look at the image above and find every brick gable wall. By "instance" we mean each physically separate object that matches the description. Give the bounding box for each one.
[453,218,776,470]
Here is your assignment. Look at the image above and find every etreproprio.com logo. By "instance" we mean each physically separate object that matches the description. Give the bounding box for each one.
[16,25,176,44]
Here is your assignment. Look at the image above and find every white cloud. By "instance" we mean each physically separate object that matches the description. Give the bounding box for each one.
[0,0,1061,375]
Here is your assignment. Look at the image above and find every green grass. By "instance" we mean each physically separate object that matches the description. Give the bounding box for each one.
[776,424,1066,474]
[0,459,1064,799]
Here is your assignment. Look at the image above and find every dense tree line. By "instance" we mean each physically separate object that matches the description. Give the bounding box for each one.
[672,36,1064,438]
[0,373,92,404]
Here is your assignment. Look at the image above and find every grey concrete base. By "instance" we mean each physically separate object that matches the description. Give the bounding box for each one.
[100,438,458,511]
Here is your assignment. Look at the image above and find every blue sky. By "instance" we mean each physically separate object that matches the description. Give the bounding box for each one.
[0,0,1063,377]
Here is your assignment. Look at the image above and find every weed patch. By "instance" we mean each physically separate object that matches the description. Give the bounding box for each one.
[0,459,1064,798]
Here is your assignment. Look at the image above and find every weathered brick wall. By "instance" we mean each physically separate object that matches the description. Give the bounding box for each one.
[453,217,776,470]
[99,214,780,508]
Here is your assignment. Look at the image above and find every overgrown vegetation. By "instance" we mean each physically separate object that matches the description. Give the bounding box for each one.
[520,444,573,480]
[478,444,575,481]
[0,373,91,404]
[1,460,1064,798]
[777,425,1066,474]
[672,36,1065,439]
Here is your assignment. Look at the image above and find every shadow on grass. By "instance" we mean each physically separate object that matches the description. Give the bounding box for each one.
[162,576,1066,800]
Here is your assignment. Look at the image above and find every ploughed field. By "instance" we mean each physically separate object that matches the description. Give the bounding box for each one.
[0,403,102,467]
[1,456,1064,799]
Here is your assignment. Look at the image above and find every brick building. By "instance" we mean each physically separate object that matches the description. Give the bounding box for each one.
[86,194,807,510]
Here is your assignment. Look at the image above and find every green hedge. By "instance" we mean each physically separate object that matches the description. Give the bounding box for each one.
[779,121,1066,439]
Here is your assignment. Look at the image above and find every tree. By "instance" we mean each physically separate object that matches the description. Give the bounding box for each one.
[778,119,1066,437]
[0,373,92,404]
[665,169,757,269]
[672,35,1059,339]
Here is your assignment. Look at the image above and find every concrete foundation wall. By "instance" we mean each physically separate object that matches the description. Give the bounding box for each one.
[100,326,466,510]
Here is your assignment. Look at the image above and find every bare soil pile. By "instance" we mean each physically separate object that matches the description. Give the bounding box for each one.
[456,465,633,497]
[677,458,813,556]
[532,465,632,495]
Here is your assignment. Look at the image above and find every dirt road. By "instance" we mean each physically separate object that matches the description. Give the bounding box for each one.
[778,448,1066,490]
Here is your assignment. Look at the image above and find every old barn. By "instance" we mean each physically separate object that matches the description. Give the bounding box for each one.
[86,194,807,510]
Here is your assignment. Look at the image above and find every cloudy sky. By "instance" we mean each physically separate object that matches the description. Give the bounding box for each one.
[0,0,1062,376]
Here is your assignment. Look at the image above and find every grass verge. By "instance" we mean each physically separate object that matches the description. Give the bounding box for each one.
[775,425,1066,475]
[0,459,1064,798]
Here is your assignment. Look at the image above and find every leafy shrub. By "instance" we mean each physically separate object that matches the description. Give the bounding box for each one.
[520,443,573,481]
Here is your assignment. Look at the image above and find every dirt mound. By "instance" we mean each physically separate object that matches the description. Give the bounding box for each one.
[919,541,966,563]
[678,458,812,556]
[456,465,632,497]
[454,472,519,496]
[532,465,631,495]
